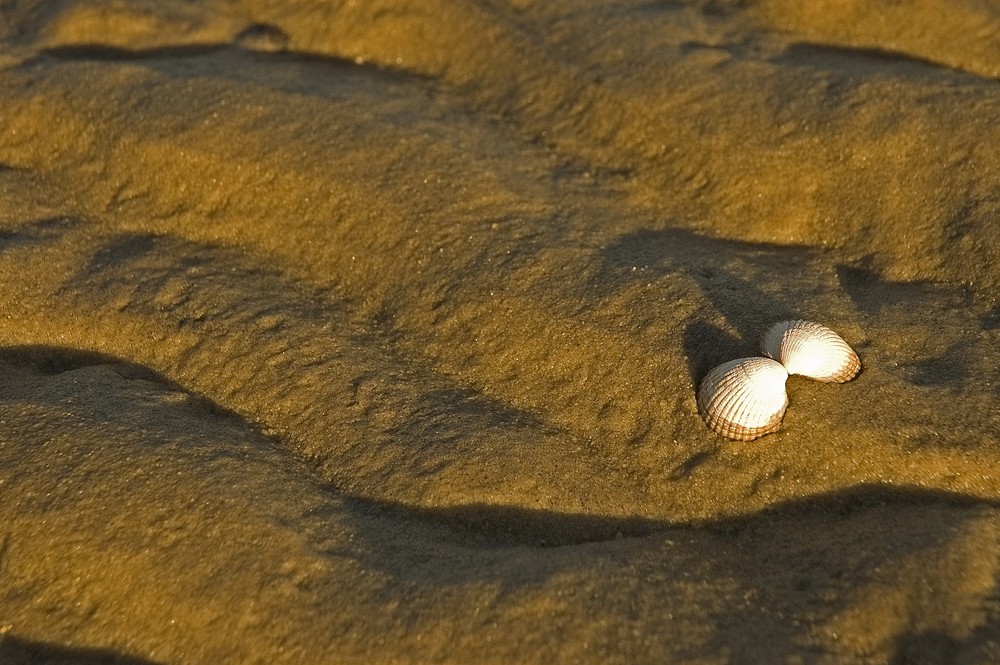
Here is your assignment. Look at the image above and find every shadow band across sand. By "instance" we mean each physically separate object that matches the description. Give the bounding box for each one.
[0,633,164,665]
[362,484,1000,548]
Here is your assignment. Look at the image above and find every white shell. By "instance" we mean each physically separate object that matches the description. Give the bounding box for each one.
[760,320,861,383]
[697,357,789,441]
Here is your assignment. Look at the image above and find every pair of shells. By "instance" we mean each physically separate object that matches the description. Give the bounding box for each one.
[697,321,860,441]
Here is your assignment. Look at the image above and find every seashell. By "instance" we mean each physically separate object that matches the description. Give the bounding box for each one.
[697,357,789,441]
[760,320,861,383]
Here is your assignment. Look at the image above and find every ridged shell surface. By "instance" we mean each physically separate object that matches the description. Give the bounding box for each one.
[697,357,789,441]
[760,320,861,383]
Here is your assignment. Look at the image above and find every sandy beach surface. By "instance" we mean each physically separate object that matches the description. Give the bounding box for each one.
[1,1,1000,663]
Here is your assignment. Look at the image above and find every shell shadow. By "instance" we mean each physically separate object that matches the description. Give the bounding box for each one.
[682,320,744,389]
[595,229,814,385]
[594,229,812,339]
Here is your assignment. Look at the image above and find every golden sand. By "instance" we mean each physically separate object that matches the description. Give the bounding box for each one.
[1,1,999,663]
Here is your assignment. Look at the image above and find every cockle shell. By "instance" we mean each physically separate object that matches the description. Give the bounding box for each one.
[697,357,789,441]
[760,320,861,383]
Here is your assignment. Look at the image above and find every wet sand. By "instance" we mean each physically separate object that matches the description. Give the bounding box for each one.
[1,1,1000,663]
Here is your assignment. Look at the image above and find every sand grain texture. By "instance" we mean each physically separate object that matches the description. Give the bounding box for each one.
[1,1,1000,663]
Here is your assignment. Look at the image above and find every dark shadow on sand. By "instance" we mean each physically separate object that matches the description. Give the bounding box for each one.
[1,345,175,382]
[593,228,819,385]
[682,320,741,386]
[904,339,976,387]
[0,633,163,665]
[836,264,972,318]
[776,42,994,84]
[0,217,79,256]
[0,344,272,432]
[33,38,437,98]
[341,483,1000,550]
[596,229,812,337]
[981,304,1000,330]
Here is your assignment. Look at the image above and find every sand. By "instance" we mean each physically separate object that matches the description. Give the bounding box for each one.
[1,0,999,663]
